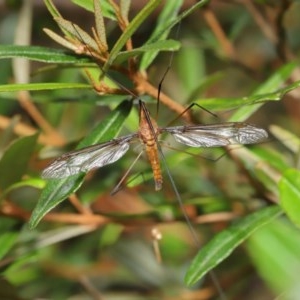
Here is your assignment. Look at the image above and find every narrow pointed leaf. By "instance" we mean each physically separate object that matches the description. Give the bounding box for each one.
[71,0,116,20]
[114,39,180,64]
[0,45,90,64]
[140,0,183,70]
[229,62,298,122]
[141,0,209,50]
[29,100,132,228]
[71,0,94,11]
[44,0,63,19]
[247,219,300,295]
[195,80,300,111]
[279,169,300,227]
[185,206,282,286]
[269,124,300,154]
[103,0,162,71]
[44,0,74,37]
[2,178,45,200]
[0,82,90,93]
[0,133,38,190]
[0,232,18,260]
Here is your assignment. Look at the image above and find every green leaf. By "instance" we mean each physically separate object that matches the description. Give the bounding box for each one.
[44,0,63,19]
[114,39,181,64]
[279,169,300,227]
[0,232,18,260]
[0,134,38,191]
[103,0,162,72]
[227,145,281,198]
[247,219,300,296]
[177,42,205,94]
[126,170,153,188]
[184,206,282,286]
[71,0,116,20]
[139,0,183,70]
[71,0,93,11]
[196,80,300,112]
[269,124,300,154]
[29,100,132,229]
[0,82,91,93]
[229,62,298,122]
[250,147,289,173]
[99,223,124,248]
[44,0,71,38]
[2,178,45,200]
[0,45,90,64]
[141,0,209,50]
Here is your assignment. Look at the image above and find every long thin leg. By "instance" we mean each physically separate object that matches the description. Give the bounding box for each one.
[110,150,144,195]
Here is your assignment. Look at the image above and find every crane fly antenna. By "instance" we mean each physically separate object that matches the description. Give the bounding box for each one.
[156,22,182,120]
[156,64,171,119]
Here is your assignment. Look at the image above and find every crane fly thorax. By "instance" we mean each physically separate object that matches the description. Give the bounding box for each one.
[138,104,160,146]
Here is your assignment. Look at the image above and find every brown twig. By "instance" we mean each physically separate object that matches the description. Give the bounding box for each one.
[69,194,93,215]
[0,115,65,147]
[195,211,239,224]
[17,90,66,145]
[78,275,104,300]
[1,200,110,225]
[238,0,278,44]
[202,7,236,60]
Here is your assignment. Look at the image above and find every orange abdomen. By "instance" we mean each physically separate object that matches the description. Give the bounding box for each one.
[145,141,162,191]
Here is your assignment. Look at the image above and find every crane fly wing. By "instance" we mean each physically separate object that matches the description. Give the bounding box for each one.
[162,122,268,147]
[42,122,267,178]
[42,134,138,179]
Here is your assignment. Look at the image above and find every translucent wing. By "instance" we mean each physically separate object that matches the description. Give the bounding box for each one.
[42,134,138,178]
[162,122,268,147]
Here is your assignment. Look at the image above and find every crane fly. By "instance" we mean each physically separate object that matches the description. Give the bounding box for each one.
[42,99,268,190]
